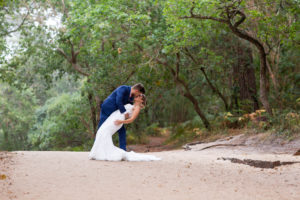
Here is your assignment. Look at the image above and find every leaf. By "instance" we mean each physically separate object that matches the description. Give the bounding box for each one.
[0,174,7,180]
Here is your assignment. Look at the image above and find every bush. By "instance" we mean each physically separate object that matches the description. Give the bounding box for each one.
[144,123,161,136]
[126,130,149,145]
[28,92,92,150]
[268,110,300,138]
[166,118,205,147]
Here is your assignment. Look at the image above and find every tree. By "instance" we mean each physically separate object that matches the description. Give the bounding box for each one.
[0,84,36,150]
[165,0,299,115]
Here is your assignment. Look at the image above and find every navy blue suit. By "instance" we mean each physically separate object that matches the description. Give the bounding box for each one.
[97,85,133,151]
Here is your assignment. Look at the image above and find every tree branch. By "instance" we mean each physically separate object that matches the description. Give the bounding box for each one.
[183,47,204,69]
[183,48,229,110]
[121,69,136,85]
[71,63,90,76]
[56,48,71,62]
[175,53,180,78]
[56,43,90,76]
[233,10,246,28]
[79,116,94,138]
[61,0,69,18]
[1,9,30,37]
[180,2,228,23]
[74,39,84,57]
[180,15,228,24]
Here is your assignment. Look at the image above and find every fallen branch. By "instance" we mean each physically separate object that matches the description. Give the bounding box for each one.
[198,144,245,151]
[294,149,300,156]
[182,141,203,151]
[218,157,300,169]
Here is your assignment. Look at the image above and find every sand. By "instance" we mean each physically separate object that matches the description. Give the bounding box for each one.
[1,148,300,200]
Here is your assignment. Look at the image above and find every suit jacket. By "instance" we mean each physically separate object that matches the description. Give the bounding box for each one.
[101,85,133,115]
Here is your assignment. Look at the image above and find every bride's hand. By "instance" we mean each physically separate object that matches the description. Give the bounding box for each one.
[114,120,123,125]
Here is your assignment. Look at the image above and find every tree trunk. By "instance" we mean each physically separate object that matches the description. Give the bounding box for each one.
[184,48,229,111]
[183,89,211,129]
[259,51,271,114]
[232,40,259,112]
[228,24,272,115]
[155,55,210,129]
[200,68,229,111]
[87,93,97,136]
[95,95,101,125]
[4,130,9,149]
[181,5,273,115]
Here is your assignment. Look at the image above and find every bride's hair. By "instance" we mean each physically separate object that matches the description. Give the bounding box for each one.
[140,94,147,108]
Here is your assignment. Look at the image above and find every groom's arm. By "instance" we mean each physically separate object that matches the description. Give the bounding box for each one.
[116,87,127,114]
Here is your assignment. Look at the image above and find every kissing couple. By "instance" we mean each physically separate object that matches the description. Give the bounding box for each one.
[88,83,161,161]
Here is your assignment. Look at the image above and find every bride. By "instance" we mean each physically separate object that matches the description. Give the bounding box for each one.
[88,94,161,161]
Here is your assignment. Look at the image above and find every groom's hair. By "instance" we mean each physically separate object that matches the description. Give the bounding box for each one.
[132,83,145,94]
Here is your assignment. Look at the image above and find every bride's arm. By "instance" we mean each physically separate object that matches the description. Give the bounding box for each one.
[114,106,141,125]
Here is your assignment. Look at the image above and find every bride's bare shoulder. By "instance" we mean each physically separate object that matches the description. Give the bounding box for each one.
[133,104,142,111]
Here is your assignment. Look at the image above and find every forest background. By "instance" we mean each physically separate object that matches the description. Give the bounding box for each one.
[0,0,299,151]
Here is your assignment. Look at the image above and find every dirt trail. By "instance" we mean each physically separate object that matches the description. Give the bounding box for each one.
[1,147,300,200]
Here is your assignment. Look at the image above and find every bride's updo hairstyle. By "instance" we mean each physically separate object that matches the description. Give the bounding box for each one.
[140,94,147,108]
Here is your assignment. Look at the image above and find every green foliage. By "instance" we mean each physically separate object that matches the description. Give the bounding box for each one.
[126,129,149,145]
[144,122,160,136]
[0,84,36,150]
[28,92,92,150]
[264,110,300,138]
[0,0,299,151]
[166,116,205,146]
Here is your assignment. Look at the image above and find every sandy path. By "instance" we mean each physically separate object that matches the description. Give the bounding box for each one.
[2,148,300,200]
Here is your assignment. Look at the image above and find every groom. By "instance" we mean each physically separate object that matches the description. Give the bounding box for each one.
[97,83,145,151]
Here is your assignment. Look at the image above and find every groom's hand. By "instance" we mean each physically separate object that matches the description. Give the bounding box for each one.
[125,113,129,119]
[114,120,122,125]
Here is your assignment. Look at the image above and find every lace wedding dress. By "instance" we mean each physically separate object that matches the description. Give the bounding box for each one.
[88,104,161,161]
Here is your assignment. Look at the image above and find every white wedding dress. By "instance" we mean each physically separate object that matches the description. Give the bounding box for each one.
[88,104,161,161]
